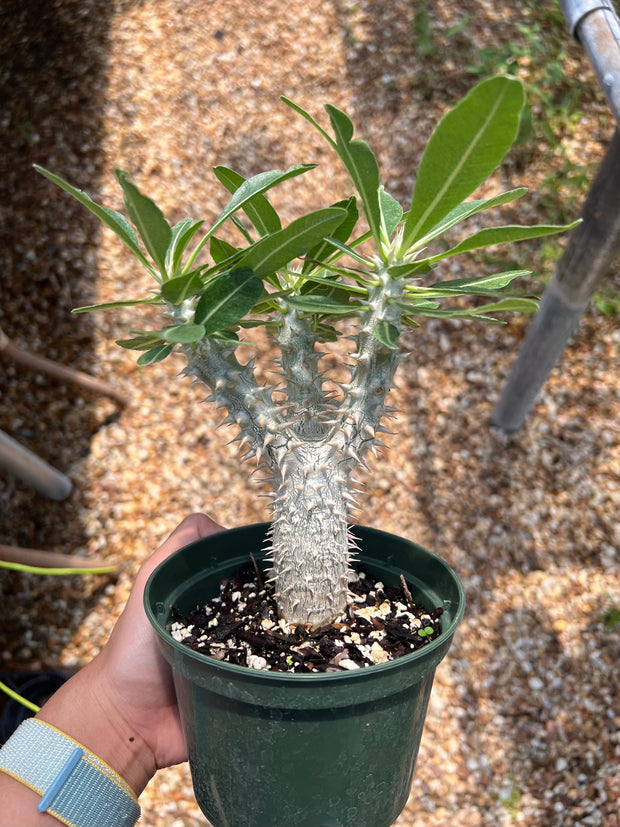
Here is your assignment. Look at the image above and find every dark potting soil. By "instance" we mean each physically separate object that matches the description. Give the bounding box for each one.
[169,563,443,672]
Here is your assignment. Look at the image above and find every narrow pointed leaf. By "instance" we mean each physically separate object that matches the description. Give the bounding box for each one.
[280,97,335,146]
[297,273,368,295]
[387,260,434,279]
[115,169,172,278]
[393,298,441,311]
[214,165,314,233]
[238,207,347,278]
[400,76,525,252]
[300,282,360,309]
[161,271,204,305]
[165,218,192,273]
[325,104,382,246]
[187,164,316,268]
[210,236,240,265]
[430,270,531,292]
[302,197,359,273]
[116,334,164,351]
[34,165,151,269]
[427,221,581,263]
[161,323,207,343]
[285,294,364,315]
[213,166,281,235]
[373,321,400,350]
[194,267,263,334]
[321,237,371,267]
[410,187,528,250]
[469,297,539,314]
[72,297,161,314]
[379,187,403,240]
[166,219,205,276]
[137,343,174,365]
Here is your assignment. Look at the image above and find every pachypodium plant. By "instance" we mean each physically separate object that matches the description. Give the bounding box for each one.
[36,76,576,628]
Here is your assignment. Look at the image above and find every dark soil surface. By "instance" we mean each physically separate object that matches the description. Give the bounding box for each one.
[170,564,443,672]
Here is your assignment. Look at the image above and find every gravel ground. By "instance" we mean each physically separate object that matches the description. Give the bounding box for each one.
[1,1,619,825]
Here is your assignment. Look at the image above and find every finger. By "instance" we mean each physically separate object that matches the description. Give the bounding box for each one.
[137,513,224,584]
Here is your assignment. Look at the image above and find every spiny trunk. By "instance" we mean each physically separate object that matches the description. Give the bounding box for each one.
[268,443,352,627]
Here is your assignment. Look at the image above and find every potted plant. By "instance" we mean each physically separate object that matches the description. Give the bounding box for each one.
[36,75,575,827]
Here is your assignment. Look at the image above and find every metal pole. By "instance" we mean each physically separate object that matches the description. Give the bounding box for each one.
[491,0,620,433]
[0,429,73,501]
[560,0,620,125]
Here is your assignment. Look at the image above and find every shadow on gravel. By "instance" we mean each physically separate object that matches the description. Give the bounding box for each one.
[0,0,119,550]
[0,1,134,663]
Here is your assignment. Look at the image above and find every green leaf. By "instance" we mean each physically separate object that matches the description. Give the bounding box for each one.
[194,267,264,335]
[320,237,371,268]
[302,197,359,274]
[392,298,441,311]
[411,187,528,249]
[426,221,581,263]
[285,294,364,315]
[186,164,316,269]
[238,207,348,278]
[430,270,531,293]
[161,323,207,343]
[373,321,400,350]
[297,273,368,296]
[137,343,175,365]
[400,76,525,252]
[72,297,161,314]
[210,236,240,265]
[406,295,538,321]
[213,166,282,235]
[387,260,434,279]
[325,104,382,247]
[161,271,204,305]
[299,281,361,312]
[34,165,152,270]
[115,169,172,278]
[165,218,191,273]
[379,187,403,241]
[116,334,164,351]
[409,306,498,320]
[281,97,335,145]
[314,322,339,342]
[217,166,313,226]
[468,297,539,314]
[165,219,205,277]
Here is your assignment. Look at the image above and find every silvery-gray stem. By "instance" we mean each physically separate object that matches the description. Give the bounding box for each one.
[176,262,408,628]
[268,443,352,627]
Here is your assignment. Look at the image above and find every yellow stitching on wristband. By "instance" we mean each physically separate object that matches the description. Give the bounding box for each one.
[82,754,137,798]
[34,719,138,802]
[44,807,76,827]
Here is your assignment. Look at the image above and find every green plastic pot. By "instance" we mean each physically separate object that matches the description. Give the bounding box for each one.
[145,523,465,827]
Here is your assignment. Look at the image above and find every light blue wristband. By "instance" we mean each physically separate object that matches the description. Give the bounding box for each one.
[0,718,141,827]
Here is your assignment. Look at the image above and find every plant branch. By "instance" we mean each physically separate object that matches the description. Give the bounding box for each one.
[339,264,404,456]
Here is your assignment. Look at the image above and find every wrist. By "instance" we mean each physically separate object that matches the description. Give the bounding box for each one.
[35,659,156,796]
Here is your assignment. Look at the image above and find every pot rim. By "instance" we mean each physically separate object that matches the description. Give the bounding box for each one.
[144,522,466,684]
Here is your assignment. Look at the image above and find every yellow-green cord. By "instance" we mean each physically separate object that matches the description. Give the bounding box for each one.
[0,680,41,713]
[0,561,116,576]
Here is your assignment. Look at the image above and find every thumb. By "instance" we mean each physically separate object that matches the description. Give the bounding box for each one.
[136,513,225,586]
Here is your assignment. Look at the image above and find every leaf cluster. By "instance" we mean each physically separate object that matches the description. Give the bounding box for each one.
[34,75,578,365]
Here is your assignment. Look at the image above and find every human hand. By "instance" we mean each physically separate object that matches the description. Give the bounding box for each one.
[37,513,223,795]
